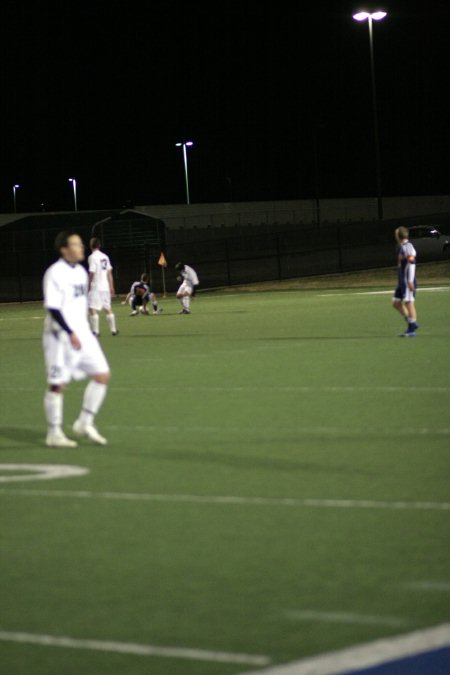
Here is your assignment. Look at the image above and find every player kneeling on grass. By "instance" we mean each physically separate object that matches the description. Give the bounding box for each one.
[121,273,161,316]
[175,262,199,314]
[42,231,110,447]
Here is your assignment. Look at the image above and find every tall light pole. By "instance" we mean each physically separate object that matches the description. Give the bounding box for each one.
[68,177,78,211]
[12,184,20,213]
[353,10,387,221]
[175,141,194,204]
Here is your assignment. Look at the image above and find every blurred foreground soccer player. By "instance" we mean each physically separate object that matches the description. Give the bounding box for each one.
[42,232,110,447]
[88,237,118,336]
[175,262,199,314]
[392,226,419,337]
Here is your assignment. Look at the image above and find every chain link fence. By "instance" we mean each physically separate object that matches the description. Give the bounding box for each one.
[1,218,404,302]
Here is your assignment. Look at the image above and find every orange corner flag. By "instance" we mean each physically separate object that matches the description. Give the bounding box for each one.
[158,252,167,267]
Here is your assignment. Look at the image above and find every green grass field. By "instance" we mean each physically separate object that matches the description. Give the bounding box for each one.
[1,276,449,675]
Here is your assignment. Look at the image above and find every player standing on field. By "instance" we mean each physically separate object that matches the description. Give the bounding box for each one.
[87,237,118,336]
[392,226,419,337]
[175,262,199,314]
[42,231,111,447]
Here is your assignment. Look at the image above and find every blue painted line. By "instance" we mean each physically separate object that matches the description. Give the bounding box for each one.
[340,646,450,675]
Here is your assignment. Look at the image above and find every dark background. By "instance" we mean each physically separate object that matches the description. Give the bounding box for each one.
[1,0,449,213]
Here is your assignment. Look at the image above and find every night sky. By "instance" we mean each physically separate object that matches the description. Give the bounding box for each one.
[1,0,449,213]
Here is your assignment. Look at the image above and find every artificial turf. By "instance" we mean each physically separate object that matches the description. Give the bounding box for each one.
[0,283,449,675]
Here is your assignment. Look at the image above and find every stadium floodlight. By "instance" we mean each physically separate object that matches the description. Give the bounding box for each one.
[353,10,386,20]
[175,141,194,204]
[68,177,78,211]
[352,10,387,221]
[13,184,20,213]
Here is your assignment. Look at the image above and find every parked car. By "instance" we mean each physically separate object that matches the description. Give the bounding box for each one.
[408,225,450,260]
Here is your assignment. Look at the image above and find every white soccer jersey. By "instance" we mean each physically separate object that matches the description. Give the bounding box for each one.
[181,265,199,286]
[43,259,90,335]
[399,240,417,284]
[88,249,112,291]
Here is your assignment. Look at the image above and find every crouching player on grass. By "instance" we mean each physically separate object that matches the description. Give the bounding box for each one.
[42,231,110,447]
[122,273,161,315]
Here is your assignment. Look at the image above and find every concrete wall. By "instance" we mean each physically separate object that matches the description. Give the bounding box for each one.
[135,195,450,229]
[1,195,449,231]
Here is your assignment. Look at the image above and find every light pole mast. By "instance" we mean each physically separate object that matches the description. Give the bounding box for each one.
[13,184,20,213]
[175,141,194,204]
[68,177,78,211]
[353,11,387,221]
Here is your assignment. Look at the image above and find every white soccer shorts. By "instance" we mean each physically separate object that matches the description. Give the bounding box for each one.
[43,329,110,385]
[176,281,193,296]
[88,290,111,311]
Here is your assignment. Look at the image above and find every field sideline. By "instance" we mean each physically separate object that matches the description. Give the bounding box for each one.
[1,270,449,675]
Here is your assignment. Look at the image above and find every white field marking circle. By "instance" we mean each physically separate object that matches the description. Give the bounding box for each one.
[0,631,270,666]
[237,622,450,675]
[0,464,89,483]
[0,488,449,512]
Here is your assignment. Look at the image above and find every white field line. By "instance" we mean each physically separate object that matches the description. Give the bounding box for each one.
[319,286,450,297]
[237,623,450,675]
[404,581,450,592]
[0,464,89,483]
[4,385,450,393]
[2,422,450,437]
[0,316,43,321]
[0,488,449,512]
[102,424,450,437]
[0,631,270,666]
[284,610,406,627]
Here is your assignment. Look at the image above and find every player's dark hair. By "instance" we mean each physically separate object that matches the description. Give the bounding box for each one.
[54,231,79,253]
[141,273,149,282]
[90,237,101,249]
[174,262,184,271]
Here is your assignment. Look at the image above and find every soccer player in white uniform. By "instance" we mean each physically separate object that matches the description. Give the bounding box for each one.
[87,238,118,336]
[175,262,199,314]
[392,226,419,337]
[42,232,111,447]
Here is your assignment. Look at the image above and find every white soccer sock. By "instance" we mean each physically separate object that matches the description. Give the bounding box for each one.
[106,313,117,333]
[183,296,190,310]
[44,391,63,434]
[90,314,100,334]
[78,381,108,426]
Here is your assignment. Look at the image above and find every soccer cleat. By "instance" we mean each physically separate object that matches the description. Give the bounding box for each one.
[46,432,78,448]
[130,310,138,316]
[72,420,107,445]
[153,307,163,315]
[178,308,191,314]
[399,330,416,337]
